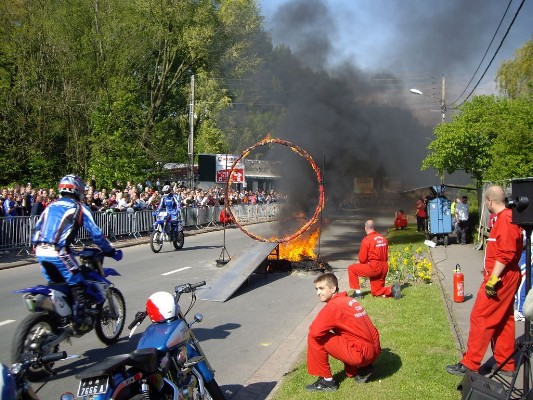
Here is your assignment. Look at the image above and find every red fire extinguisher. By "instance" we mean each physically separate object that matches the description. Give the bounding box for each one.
[453,264,464,303]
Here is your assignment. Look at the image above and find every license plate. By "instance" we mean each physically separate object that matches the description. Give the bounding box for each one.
[77,375,109,398]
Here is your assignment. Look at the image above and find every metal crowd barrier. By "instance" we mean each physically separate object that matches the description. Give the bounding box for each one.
[0,203,281,253]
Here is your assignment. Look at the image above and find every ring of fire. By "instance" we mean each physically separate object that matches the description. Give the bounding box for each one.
[224,137,325,243]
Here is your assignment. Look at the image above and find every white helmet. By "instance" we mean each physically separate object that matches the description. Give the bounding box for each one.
[58,174,86,201]
[162,185,171,194]
[146,291,176,323]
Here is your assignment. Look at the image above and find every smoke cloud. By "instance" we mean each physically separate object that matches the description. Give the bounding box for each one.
[248,0,532,213]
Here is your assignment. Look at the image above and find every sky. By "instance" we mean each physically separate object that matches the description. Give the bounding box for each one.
[258,0,532,123]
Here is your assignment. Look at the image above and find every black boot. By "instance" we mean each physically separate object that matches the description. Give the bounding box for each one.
[71,284,90,332]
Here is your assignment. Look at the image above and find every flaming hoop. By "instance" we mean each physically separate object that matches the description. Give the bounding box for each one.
[225,137,325,243]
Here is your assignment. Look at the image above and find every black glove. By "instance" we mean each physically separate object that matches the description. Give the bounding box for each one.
[104,248,123,261]
[104,248,116,258]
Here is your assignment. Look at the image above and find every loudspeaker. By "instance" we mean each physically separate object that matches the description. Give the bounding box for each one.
[460,371,507,400]
[510,177,533,226]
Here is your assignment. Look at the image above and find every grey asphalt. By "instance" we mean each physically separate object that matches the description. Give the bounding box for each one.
[0,220,528,399]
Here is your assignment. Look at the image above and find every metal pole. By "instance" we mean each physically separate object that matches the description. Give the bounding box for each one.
[441,74,446,124]
[188,74,195,189]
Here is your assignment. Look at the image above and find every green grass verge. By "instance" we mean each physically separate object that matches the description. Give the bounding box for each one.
[271,223,463,399]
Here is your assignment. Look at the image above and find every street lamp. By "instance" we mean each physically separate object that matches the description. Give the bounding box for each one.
[409,75,447,124]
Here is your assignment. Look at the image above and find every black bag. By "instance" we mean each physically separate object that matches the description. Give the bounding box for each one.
[460,371,507,400]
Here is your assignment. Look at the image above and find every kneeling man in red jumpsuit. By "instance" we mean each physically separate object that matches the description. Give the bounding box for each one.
[394,209,408,230]
[446,185,523,377]
[306,272,381,392]
[348,220,401,299]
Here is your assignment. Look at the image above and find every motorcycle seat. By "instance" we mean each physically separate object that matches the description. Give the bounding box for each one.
[75,348,159,379]
[129,348,159,373]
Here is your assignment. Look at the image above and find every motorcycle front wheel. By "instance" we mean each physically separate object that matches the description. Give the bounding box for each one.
[95,287,126,345]
[173,231,185,250]
[11,312,60,381]
[150,229,164,253]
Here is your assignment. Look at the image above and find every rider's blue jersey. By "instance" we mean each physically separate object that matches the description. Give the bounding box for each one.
[156,194,182,218]
[32,196,113,253]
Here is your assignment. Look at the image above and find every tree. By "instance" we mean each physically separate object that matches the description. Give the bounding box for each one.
[421,96,497,187]
[0,0,272,187]
[485,97,533,181]
[422,95,533,186]
[497,38,533,99]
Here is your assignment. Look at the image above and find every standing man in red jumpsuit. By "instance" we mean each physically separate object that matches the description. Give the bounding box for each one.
[348,220,401,299]
[306,272,381,392]
[446,185,523,376]
[415,197,427,232]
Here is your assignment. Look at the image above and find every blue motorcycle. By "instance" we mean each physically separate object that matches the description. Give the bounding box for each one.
[70,281,225,400]
[1,351,70,400]
[150,211,185,253]
[11,248,126,381]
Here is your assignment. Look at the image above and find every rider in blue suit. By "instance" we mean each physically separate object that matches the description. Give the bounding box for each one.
[155,185,183,233]
[32,174,122,331]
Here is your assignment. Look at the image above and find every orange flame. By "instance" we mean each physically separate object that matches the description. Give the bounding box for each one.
[278,228,320,261]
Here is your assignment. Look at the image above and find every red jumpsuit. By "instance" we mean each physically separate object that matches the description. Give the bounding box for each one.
[460,208,522,372]
[348,231,393,297]
[219,210,233,224]
[307,292,381,378]
[394,212,407,229]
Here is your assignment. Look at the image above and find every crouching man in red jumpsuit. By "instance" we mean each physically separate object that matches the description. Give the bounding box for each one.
[347,220,401,299]
[446,185,523,377]
[306,272,381,392]
[394,209,408,230]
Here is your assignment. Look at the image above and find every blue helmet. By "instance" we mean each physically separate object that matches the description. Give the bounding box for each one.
[58,174,86,201]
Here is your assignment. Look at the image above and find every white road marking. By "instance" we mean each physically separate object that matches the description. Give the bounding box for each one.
[0,320,16,327]
[161,267,191,276]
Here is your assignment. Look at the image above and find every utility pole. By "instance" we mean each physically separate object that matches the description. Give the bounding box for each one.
[188,74,195,189]
[441,74,446,124]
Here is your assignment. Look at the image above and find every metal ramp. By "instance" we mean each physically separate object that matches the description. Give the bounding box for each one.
[198,241,279,302]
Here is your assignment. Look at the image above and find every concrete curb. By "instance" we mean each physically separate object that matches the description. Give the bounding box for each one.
[429,245,466,357]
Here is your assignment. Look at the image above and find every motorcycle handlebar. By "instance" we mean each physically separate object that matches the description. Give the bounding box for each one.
[128,311,147,330]
[42,351,68,363]
[17,351,68,368]
[175,281,206,294]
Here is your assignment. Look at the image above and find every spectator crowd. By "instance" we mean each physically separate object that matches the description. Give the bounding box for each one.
[0,177,284,219]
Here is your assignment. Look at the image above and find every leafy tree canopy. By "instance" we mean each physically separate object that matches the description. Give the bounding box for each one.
[497,37,533,99]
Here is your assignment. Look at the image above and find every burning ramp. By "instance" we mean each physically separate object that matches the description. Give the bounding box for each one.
[198,241,279,302]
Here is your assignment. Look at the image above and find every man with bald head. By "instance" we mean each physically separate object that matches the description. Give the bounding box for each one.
[447,185,523,377]
[348,220,401,299]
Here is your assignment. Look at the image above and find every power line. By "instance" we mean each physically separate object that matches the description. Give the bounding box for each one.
[455,0,527,107]
[449,0,514,106]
